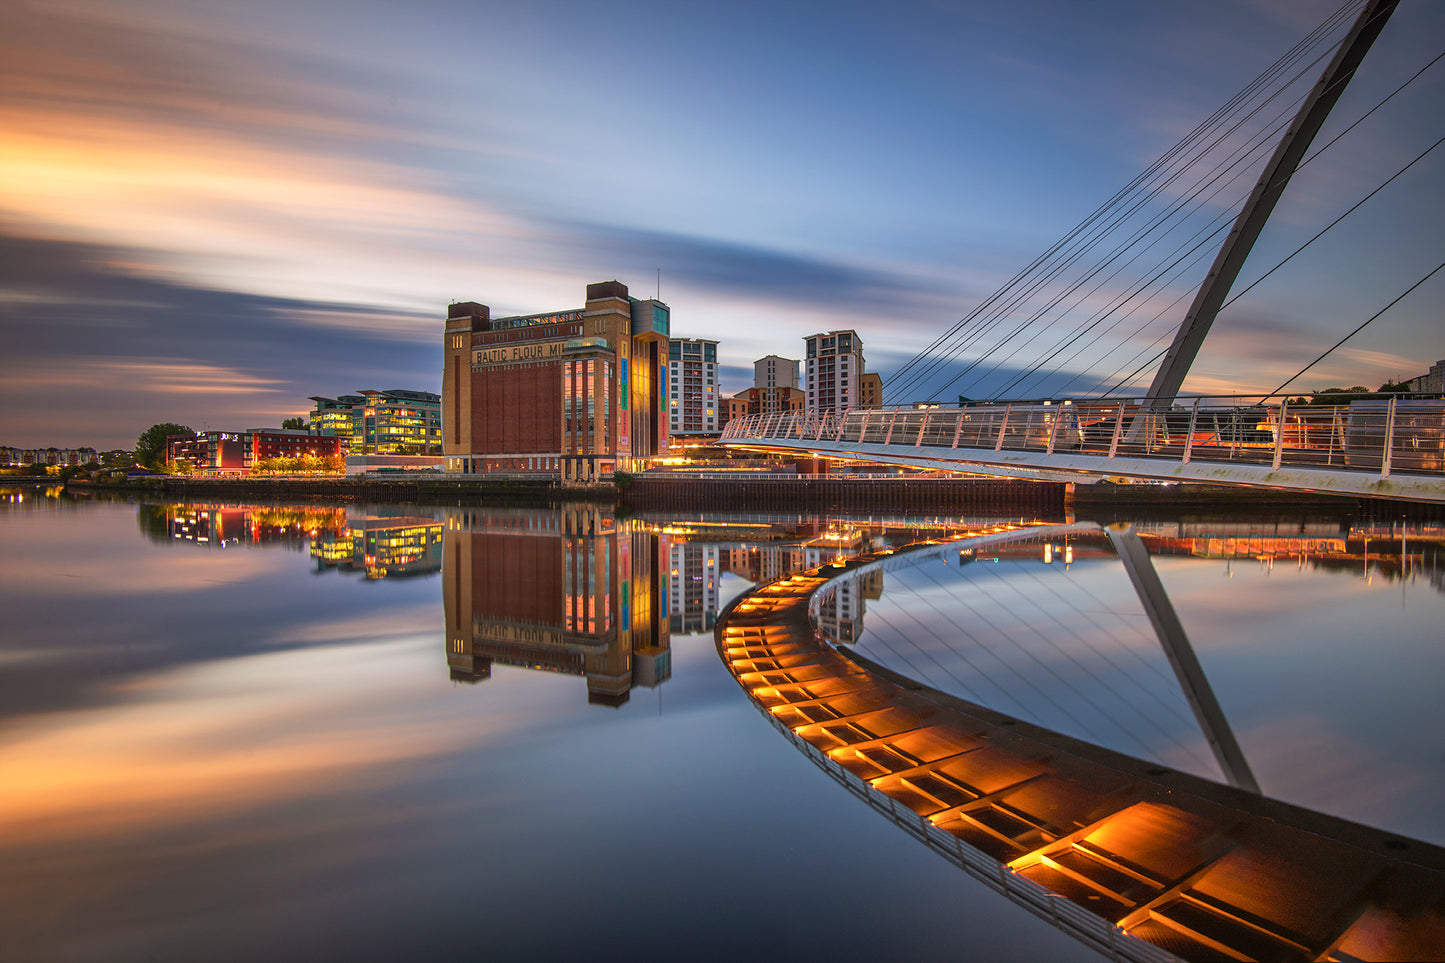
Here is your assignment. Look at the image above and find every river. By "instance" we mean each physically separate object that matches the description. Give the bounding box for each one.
[1,490,1440,961]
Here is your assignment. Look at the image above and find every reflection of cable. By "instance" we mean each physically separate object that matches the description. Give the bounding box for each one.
[982,562,1210,768]
[881,550,1210,769]
[883,561,1110,745]
[931,561,1197,761]
[867,565,1097,734]
[859,607,1000,711]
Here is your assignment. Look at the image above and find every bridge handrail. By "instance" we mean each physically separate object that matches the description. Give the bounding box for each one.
[719,396,1445,478]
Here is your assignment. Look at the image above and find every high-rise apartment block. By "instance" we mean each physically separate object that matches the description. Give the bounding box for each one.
[667,338,719,435]
[754,354,799,390]
[749,354,805,415]
[442,280,670,480]
[804,329,864,416]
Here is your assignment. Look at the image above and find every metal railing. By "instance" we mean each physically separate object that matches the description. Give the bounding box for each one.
[720,396,1445,478]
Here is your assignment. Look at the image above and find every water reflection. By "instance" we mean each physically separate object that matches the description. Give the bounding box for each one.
[3,492,1441,961]
[720,524,1445,963]
[442,505,671,704]
[830,515,1445,849]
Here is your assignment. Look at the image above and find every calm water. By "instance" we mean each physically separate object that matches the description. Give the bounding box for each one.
[1,491,1441,961]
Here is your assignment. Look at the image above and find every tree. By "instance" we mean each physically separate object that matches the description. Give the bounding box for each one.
[281,417,307,430]
[135,423,193,469]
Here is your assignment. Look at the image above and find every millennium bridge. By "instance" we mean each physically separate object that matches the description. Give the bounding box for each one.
[721,0,1444,504]
[720,396,1445,503]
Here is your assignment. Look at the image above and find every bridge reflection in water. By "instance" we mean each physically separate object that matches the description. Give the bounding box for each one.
[716,524,1445,963]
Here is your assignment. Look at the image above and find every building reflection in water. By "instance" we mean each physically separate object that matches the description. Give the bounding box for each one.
[141,503,447,582]
[443,505,670,706]
[312,514,444,580]
[148,503,349,549]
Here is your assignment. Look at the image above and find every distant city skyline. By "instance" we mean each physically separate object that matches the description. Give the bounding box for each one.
[2,0,1442,448]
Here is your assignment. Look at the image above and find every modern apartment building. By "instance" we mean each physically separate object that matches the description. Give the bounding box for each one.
[804,329,864,416]
[667,338,719,436]
[754,354,799,390]
[443,280,670,480]
[1,447,98,466]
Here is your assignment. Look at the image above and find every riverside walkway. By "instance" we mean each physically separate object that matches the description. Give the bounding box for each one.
[715,523,1445,962]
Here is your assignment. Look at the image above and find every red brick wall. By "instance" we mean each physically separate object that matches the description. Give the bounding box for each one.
[471,364,562,454]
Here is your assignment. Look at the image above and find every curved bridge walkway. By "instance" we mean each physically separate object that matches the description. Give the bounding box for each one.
[719,398,1445,503]
[715,524,1445,963]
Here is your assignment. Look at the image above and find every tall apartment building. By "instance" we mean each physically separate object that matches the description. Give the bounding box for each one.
[668,542,719,634]
[750,354,804,415]
[1407,360,1445,393]
[804,329,864,416]
[754,354,799,390]
[443,280,669,480]
[667,338,719,435]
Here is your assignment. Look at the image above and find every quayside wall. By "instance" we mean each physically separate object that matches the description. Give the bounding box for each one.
[623,474,1064,514]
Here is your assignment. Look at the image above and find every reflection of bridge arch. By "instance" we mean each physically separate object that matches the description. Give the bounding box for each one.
[715,525,1445,962]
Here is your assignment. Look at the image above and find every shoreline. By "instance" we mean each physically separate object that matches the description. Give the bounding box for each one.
[51,473,1428,517]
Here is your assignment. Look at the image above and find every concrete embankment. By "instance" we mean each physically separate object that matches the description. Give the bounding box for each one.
[622,474,1065,514]
[68,475,611,506]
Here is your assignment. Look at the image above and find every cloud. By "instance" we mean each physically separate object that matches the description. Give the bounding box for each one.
[0,230,443,447]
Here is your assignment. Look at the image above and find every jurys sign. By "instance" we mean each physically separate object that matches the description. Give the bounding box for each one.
[473,340,568,367]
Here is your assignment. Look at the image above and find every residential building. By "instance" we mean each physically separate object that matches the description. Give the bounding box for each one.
[1,447,98,466]
[754,354,799,390]
[668,337,720,436]
[1407,360,1445,394]
[722,394,751,428]
[804,329,864,416]
[167,429,340,474]
[730,385,806,419]
[668,542,719,634]
[443,280,670,480]
[860,372,883,408]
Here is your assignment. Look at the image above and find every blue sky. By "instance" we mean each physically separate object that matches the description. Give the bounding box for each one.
[1,0,1441,447]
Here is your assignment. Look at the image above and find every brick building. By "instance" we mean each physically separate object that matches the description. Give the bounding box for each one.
[167,429,340,474]
[443,280,669,480]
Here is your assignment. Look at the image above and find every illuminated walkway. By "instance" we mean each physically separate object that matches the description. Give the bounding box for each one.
[719,399,1445,503]
[716,524,1445,962]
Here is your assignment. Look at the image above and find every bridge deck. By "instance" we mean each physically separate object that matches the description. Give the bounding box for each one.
[720,398,1445,502]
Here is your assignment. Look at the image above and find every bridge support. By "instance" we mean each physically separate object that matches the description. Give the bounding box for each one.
[1105,523,1262,794]
[1146,0,1399,403]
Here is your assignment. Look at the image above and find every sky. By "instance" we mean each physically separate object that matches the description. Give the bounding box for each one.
[1,0,1442,448]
